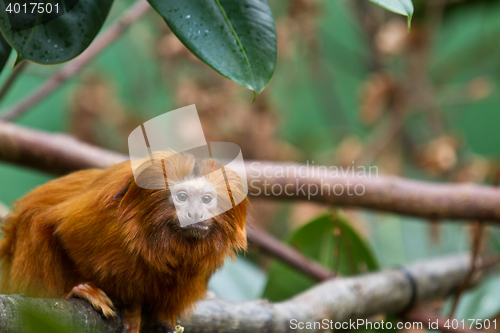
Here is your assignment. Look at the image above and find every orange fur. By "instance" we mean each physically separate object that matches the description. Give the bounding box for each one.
[0,151,247,331]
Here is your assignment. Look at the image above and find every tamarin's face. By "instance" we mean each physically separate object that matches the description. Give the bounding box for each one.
[169,176,219,231]
[123,152,245,243]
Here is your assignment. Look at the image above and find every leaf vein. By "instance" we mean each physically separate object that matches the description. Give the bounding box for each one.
[213,0,255,87]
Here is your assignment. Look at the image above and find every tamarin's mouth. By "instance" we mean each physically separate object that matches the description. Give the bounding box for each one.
[186,221,210,231]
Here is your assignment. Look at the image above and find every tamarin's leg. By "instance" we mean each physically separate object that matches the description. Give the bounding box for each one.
[65,283,115,319]
[139,309,175,333]
[138,322,173,333]
[154,314,177,333]
[122,305,142,333]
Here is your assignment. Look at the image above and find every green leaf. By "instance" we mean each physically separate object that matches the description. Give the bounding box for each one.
[368,0,414,29]
[0,32,11,73]
[208,255,267,301]
[0,0,114,65]
[263,213,379,302]
[148,0,277,94]
[445,275,500,320]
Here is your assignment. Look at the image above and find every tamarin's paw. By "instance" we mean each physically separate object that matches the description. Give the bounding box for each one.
[65,283,116,319]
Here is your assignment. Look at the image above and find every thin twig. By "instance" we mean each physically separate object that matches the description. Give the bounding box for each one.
[358,83,408,166]
[449,170,500,318]
[246,227,334,281]
[0,0,152,122]
[358,112,407,166]
[478,254,500,270]
[0,62,28,105]
[448,221,484,318]
[425,0,447,40]
[352,1,382,71]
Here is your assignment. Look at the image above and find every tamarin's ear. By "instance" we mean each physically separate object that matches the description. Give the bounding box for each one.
[103,168,138,221]
[116,175,143,223]
[113,177,133,203]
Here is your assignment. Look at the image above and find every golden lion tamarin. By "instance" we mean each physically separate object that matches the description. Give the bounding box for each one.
[0,151,247,332]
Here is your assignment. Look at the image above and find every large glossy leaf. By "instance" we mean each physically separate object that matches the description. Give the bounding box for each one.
[368,0,413,28]
[0,0,113,65]
[0,33,11,73]
[148,0,277,94]
[263,213,379,302]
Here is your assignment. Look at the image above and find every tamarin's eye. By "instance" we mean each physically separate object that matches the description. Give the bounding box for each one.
[202,195,213,204]
[177,193,188,201]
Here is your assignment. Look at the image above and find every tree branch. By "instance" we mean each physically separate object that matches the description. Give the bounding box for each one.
[0,121,125,173]
[1,122,500,222]
[0,62,28,106]
[0,296,122,333]
[247,226,334,281]
[0,255,475,333]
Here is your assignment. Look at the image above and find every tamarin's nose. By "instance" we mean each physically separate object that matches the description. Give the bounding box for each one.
[187,211,203,221]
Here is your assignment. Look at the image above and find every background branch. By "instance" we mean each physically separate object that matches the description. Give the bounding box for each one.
[0,62,28,106]
[1,122,500,222]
